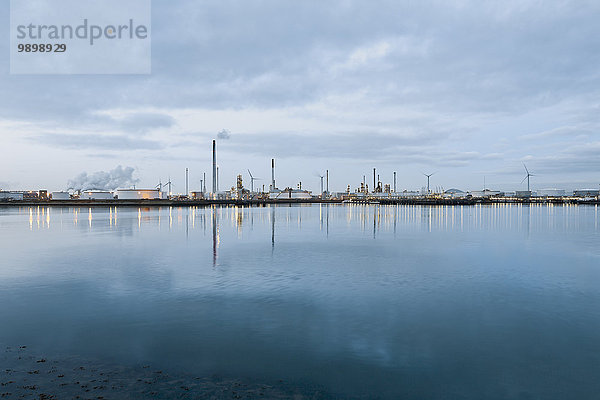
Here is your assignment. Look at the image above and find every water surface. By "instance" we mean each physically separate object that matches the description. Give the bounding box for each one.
[0,204,599,399]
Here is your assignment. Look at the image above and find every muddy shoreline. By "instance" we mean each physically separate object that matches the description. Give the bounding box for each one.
[1,345,336,400]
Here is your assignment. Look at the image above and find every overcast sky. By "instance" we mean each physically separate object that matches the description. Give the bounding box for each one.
[1,0,600,193]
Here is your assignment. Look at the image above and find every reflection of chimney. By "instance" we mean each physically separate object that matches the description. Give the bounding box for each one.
[212,140,217,193]
[271,158,275,190]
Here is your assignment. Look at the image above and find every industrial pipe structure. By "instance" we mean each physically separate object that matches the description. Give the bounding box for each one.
[373,168,376,193]
[212,140,217,194]
[271,159,276,190]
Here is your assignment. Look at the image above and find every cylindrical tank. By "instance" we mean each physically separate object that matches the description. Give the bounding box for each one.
[115,189,160,200]
[79,191,114,200]
[51,191,71,200]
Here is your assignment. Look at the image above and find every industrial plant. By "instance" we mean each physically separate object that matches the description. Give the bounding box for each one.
[1,141,599,205]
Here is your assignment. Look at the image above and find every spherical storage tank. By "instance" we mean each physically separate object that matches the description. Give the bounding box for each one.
[115,189,160,200]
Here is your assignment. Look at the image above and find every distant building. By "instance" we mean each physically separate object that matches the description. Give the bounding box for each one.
[269,188,312,200]
[573,189,600,197]
[23,191,39,200]
[190,191,205,200]
[0,191,24,201]
[349,192,366,199]
[115,189,160,200]
[536,188,566,197]
[329,192,348,199]
[396,191,421,198]
[213,191,229,200]
[469,189,503,198]
[51,191,71,200]
[515,191,532,198]
[79,190,114,200]
[444,188,467,198]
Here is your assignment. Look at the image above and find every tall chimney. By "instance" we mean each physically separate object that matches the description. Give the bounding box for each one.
[373,168,376,193]
[212,140,217,193]
[393,171,396,193]
[185,168,189,196]
[326,170,329,194]
[271,158,275,190]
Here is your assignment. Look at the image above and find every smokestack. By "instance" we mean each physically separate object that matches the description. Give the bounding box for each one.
[326,170,329,194]
[212,140,217,193]
[185,168,189,196]
[393,171,396,193]
[373,168,376,193]
[203,172,206,193]
[271,159,275,190]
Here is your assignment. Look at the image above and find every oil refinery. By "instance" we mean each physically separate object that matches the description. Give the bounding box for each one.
[0,140,599,205]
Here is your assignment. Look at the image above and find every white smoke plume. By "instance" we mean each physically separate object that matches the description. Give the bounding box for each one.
[217,129,231,140]
[67,165,139,191]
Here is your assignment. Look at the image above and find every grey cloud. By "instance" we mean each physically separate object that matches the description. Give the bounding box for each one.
[508,142,600,176]
[228,131,439,160]
[2,1,600,189]
[120,113,176,134]
[520,126,594,141]
[481,153,503,160]
[223,131,489,168]
[29,133,163,151]
[86,153,119,159]
[3,1,600,117]
[16,112,175,136]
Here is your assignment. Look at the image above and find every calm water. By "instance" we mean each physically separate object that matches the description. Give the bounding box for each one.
[0,204,599,399]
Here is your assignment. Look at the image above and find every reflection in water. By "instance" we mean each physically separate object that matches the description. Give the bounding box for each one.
[212,206,219,267]
[1,204,600,399]
[11,203,599,238]
[15,203,600,236]
[271,205,275,249]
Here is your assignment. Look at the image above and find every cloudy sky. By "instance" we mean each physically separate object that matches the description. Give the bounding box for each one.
[1,0,599,193]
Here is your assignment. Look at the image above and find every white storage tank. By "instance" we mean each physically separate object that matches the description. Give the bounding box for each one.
[115,189,160,200]
[79,190,114,200]
[469,189,503,198]
[0,191,24,201]
[51,191,71,200]
[269,189,312,200]
[536,188,566,197]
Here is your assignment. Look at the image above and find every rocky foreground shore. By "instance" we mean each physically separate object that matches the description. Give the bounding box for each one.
[1,346,333,400]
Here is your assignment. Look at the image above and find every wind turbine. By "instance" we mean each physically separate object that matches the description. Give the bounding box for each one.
[522,164,535,192]
[247,169,261,192]
[423,172,435,194]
